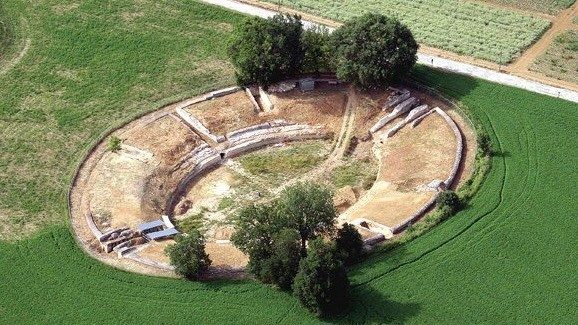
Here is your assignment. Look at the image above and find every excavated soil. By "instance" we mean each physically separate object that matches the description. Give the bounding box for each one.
[70,84,476,278]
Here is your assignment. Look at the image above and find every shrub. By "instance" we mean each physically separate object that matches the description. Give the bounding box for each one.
[436,190,462,214]
[165,231,211,280]
[331,13,418,89]
[477,132,492,156]
[263,228,302,291]
[301,25,332,74]
[228,14,304,86]
[335,223,364,265]
[107,136,122,152]
[293,239,349,318]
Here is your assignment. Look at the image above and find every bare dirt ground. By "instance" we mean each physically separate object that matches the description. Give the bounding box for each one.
[340,113,455,228]
[185,91,263,135]
[70,84,475,278]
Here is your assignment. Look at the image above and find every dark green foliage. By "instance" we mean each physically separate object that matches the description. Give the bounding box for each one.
[293,239,350,318]
[301,25,332,74]
[107,136,121,152]
[231,204,282,279]
[331,13,418,89]
[228,14,304,86]
[263,228,302,291]
[477,132,492,156]
[435,190,462,214]
[165,231,211,280]
[335,223,364,265]
[232,183,337,281]
[277,183,337,253]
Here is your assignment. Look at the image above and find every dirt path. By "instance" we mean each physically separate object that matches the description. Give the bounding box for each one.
[202,0,578,99]
[273,86,358,194]
[509,1,578,72]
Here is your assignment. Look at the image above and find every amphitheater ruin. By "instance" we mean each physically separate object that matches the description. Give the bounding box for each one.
[69,78,476,278]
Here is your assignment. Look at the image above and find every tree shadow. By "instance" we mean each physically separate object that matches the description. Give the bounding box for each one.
[327,284,421,324]
[491,150,510,157]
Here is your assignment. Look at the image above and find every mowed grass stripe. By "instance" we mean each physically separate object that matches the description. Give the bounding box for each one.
[1,68,577,323]
[1,0,577,323]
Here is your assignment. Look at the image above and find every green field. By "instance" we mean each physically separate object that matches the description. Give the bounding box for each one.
[481,0,576,15]
[531,30,578,84]
[1,0,578,323]
[267,0,550,63]
[0,0,241,240]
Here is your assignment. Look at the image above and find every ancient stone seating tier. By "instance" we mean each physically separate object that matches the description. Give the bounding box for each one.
[175,107,226,143]
[370,97,420,133]
[383,88,411,110]
[385,104,431,138]
[390,108,464,234]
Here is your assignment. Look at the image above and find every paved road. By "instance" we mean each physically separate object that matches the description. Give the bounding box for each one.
[202,0,578,104]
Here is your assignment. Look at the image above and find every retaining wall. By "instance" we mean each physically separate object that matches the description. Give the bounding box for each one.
[391,108,464,234]
[370,97,419,133]
[176,108,225,143]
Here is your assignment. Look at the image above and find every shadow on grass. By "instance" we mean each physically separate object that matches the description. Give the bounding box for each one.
[328,284,421,324]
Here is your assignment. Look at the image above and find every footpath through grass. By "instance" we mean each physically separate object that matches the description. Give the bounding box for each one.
[1,0,577,323]
[267,0,550,63]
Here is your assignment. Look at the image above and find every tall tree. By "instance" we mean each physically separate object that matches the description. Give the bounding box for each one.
[331,13,418,89]
[277,183,336,254]
[335,223,364,265]
[293,239,350,317]
[165,230,211,280]
[228,14,304,86]
[301,25,332,74]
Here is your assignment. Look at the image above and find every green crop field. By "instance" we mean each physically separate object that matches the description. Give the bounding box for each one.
[1,0,577,324]
[267,0,550,64]
[531,30,578,84]
[481,0,576,15]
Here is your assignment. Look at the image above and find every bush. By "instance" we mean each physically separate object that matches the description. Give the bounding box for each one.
[165,231,211,280]
[477,132,492,156]
[335,223,364,265]
[228,14,304,86]
[301,25,332,74]
[107,136,122,152]
[262,228,302,291]
[436,190,462,214]
[293,239,349,318]
[331,13,418,89]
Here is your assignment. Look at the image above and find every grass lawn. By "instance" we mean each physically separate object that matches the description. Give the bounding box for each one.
[0,0,243,240]
[265,0,550,64]
[530,30,578,84]
[239,140,329,182]
[480,0,576,15]
[1,0,577,323]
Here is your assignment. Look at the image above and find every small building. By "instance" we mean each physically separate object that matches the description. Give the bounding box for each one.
[299,77,315,92]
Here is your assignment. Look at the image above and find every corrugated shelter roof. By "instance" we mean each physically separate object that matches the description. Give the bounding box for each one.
[147,228,179,240]
[137,220,164,232]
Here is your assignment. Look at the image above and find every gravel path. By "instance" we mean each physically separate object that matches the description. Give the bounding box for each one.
[201,0,578,104]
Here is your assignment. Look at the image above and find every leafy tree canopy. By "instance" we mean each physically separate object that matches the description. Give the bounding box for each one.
[293,238,350,317]
[228,14,304,86]
[165,230,211,280]
[331,13,418,89]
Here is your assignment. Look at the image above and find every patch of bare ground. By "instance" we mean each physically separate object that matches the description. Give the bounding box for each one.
[185,91,263,135]
[268,84,347,135]
[70,84,476,278]
[340,112,455,228]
